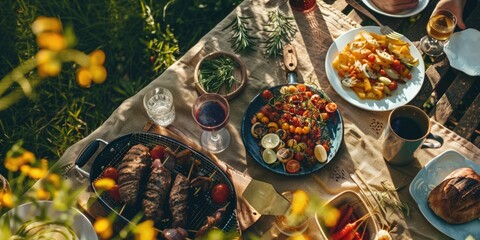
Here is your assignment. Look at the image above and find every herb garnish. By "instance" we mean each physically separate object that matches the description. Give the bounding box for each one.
[263,8,298,58]
[223,15,258,53]
[199,56,239,93]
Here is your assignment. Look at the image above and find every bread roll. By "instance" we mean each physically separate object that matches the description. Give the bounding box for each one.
[428,167,480,224]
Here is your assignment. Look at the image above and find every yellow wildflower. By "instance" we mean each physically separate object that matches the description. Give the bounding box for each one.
[134,220,157,240]
[20,165,31,175]
[38,60,62,77]
[321,207,341,228]
[36,32,67,52]
[4,157,23,172]
[36,188,51,200]
[32,16,63,35]
[94,217,113,239]
[94,178,115,190]
[22,151,36,164]
[29,167,47,179]
[76,67,93,88]
[90,65,107,84]
[47,173,61,188]
[288,233,312,240]
[1,192,14,208]
[89,50,106,65]
[291,190,309,215]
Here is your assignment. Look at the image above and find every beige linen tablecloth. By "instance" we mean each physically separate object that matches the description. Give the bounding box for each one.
[56,0,480,239]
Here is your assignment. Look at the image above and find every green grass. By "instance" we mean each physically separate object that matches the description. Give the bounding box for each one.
[0,0,242,175]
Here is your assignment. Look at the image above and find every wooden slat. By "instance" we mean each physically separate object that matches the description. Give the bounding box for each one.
[431,74,476,124]
[455,90,480,141]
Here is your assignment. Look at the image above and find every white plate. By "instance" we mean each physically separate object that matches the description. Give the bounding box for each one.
[444,28,480,76]
[409,150,480,239]
[325,26,425,111]
[1,200,98,240]
[362,0,429,18]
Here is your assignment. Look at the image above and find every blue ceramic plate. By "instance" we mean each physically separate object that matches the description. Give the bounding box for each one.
[241,84,343,176]
[409,150,480,239]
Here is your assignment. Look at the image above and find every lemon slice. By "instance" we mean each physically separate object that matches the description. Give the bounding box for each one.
[314,144,328,163]
[261,133,280,149]
[262,148,277,164]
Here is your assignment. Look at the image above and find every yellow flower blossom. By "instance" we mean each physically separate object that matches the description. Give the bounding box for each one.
[76,67,93,88]
[134,220,157,240]
[22,151,36,164]
[1,192,14,208]
[29,167,47,179]
[36,188,51,200]
[38,60,62,77]
[291,190,309,215]
[89,50,106,65]
[36,32,67,52]
[47,173,61,188]
[288,233,312,240]
[321,207,341,228]
[4,151,36,172]
[32,16,63,35]
[94,178,115,190]
[90,65,107,84]
[20,165,31,175]
[94,217,113,239]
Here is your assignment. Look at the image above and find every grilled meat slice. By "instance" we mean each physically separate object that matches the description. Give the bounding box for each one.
[117,144,150,205]
[169,173,189,228]
[142,158,172,223]
[195,207,227,237]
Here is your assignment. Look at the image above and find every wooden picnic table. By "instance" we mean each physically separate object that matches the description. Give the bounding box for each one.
[327,0,480,147]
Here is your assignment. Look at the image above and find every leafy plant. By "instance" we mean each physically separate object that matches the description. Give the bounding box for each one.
[199,55,239,93]
[223,15,258,53]
[263,8,297,58]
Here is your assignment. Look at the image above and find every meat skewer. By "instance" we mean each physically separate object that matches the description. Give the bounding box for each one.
[117,144,151,205]
[142,158,172,224]
[169,173,190,228]
[195,206,227,238]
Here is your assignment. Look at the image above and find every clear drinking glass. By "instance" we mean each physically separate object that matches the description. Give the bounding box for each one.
[143,87,175,127]
[192,93,230,153]
[420,10,457,57]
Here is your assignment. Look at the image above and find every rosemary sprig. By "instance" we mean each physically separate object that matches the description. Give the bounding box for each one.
[199,56,239,93]
[263,8,297,58]
[223,15,258,53]
[376,181,411,218]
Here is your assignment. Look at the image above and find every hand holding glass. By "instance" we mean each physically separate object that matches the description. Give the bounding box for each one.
[192,93,231,153]
[143,87,175,127]
[420,10,457,57]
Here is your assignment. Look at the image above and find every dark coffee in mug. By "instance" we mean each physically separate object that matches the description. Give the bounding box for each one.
[391,116,424,140]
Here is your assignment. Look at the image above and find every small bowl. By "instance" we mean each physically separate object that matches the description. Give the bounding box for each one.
[315,190,379,239]
[1,200,98,240]
[194,51,247,100]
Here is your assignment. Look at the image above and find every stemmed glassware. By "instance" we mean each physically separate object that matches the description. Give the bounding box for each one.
[420,10,457,57]
[192,93,231,153]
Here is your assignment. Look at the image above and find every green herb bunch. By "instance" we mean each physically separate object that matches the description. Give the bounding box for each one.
[199,56,239,93]
[223,15,258,53]
[263,8,298,58]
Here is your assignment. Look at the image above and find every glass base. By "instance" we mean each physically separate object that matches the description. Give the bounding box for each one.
[200,128,231,153]
[420,35,445,57]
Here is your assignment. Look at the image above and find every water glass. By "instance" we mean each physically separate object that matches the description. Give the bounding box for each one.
[143,87,175,127]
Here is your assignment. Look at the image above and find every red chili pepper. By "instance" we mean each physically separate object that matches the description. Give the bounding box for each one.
[330,213,371,240]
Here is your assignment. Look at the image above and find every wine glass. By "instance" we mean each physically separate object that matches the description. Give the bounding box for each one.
[420,10,457,57]
[192,93,231,153]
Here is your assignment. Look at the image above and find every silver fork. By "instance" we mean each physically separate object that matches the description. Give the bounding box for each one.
[345,0,404,39]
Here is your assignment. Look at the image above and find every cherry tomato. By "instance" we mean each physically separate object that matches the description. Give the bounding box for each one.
[392,59,401,67]
[150,145,165,159]
[211,183,230,205]
[325,102,338,113]
[407,73,412,80]
[261,89,274,101]
[379,69,386,76]
[102,167,118,180]
[108,184,121,202]
[294,152,304,161]
[296,84,307,92]
[367,53,376,62]
[285,159,301,173]
[388,81,398,91]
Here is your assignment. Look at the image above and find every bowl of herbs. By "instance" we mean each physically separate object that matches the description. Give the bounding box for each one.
[194,51,247,100]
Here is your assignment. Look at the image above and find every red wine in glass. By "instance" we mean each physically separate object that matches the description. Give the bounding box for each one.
[192,93,231,153]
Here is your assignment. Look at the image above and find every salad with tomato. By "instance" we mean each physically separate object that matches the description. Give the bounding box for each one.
[250,84,338,174]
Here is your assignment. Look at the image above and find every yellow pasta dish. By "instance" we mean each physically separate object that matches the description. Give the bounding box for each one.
[332,30,419,100]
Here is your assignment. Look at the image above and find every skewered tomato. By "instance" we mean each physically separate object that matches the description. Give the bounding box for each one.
[102,167,118,180]
[150,145,165,159]
[262,89,274,101]
[325,102,338,113]
[211,183,230,205]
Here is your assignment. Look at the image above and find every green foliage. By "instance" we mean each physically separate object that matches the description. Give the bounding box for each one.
[223,15,258,53]
[263,8,297,58]
[0,0,242,175]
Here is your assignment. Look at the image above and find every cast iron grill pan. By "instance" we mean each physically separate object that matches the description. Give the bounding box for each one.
[75,132,238,237]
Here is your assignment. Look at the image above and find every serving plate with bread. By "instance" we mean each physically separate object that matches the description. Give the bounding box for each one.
[409,150,480,239]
